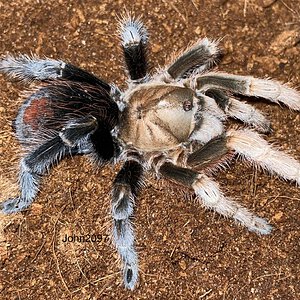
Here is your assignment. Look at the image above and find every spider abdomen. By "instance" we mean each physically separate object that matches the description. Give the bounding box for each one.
[120,84,197,151]
[14,82,119,146]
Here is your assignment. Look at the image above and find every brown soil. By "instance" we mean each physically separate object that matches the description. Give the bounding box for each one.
[0,1,299,299]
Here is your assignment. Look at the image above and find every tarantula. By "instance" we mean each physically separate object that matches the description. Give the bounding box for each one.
[1,15,300,290]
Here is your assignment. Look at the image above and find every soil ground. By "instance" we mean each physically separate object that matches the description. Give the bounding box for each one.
[0,0,299,299]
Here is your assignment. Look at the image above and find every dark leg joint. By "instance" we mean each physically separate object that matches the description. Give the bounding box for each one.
[168,47,211,79]
[159,163,197,186]
[187,135,229,169]
[114,161,143,196]
[205,89,230,111]
[59,116,98,147]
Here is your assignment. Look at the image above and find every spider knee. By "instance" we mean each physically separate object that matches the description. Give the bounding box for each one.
[112,184,134,220]
[22,155,45,175]
[119,16,148,47]
[123,252,138,290]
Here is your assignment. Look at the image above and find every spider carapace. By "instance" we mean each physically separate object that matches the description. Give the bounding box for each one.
[120,84,197,151]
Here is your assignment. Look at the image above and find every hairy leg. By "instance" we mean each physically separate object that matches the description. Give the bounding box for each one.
[205,89,271,132]
[0,55,111,91]
[186,92,225,144]
[189,128,300,184]
[187,134,231,170]
[166,38,220,80]
[1,117,98,214]
[159,162,272,234]
[112,160,144,289]
[118,15,148,82]
[1,137,67,214]
[188,111,224,144]
[192,72,300,110]
[227,129,300,185]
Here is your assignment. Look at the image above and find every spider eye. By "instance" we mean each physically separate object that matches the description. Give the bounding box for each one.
[183,100,193,111]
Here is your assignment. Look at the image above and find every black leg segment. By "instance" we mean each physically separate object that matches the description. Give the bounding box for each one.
[159,163,198,186]
[119,16,148,81]
[205,89,230,111]
[187,135,230,169]
[122,43,148,81]
[167,39,219,79]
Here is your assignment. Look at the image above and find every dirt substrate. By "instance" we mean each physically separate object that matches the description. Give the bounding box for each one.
[0,1,299,299]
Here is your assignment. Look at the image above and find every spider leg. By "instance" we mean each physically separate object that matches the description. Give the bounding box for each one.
[0,55,111,91]
[189,128,300,184]
[59,116,98,147]
[227,129,300,185]
[1,138,68,214]
[166,38,220,80]
[205,89,271,132]
[112,160,144,289]
[159,162,272,234]
[118,15,148,82]
[1,117,98,214]
[192,72,300,110]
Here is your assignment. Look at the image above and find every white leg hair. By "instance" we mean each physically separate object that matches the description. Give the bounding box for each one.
[192,174,272,234]
[117,15,148,48]
[111,161,143,289]
[227,129,300,185]
[250,78,300,110]
[226,98,271,132]
[113,219,138,290]
[112,187,138,290]
[0,55,65,82]
[117,13,148,83]
[189,112,224,144]
[200,93,226,120]
[1,159,40,214]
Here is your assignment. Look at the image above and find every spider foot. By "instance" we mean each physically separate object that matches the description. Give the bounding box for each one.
[248,216,272,235]
[0,197,29,214]
[123,261,138,290]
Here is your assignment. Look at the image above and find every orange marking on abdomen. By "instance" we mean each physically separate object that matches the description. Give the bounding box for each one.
[23,98,54,130]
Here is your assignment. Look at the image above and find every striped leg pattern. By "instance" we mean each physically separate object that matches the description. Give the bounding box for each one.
[193,72,300,110]
[112,160,144,289]
[159,162,272,234]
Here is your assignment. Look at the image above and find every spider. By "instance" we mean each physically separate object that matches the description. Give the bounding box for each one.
[0,15,300,290]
